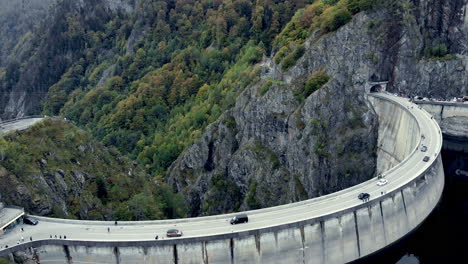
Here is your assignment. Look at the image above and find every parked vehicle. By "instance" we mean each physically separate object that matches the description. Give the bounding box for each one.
[421,145,427,152]
[423,156,430,162]
[23,217,38,225]
[230,214,249,225]
[166,229,183,237]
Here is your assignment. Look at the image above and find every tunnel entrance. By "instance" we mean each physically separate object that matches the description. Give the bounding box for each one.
[370,85,382,93]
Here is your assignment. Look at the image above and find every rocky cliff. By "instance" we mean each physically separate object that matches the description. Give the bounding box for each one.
[0,0,54,67]
[167,15,381,216]
[0,119,185,220]
[0,0,135,120]
[167,0,468,216]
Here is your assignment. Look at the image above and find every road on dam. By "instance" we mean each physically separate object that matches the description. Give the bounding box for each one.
[0,93,443,260]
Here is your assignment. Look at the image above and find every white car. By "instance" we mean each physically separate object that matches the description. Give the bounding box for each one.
[377,178,388,186]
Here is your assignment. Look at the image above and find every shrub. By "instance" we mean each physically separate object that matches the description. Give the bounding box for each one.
[347,0,375,14]
[281,44,305,70]
[274,46,291,65]
[259,81,273,96]
[294,70,330,102]
[323,8,352,32]
[424,43,448,58]
[246,181,261,209]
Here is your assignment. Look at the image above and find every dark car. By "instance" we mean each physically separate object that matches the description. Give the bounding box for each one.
[166,229,183,237]
[423,156,430,162]
[421,146,427,152]
[230,214,248,225]
[23,217,38,225]
[358,193,370,201]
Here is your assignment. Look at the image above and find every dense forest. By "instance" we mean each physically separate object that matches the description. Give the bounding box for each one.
[44,0,373,176]
[0,119,187,220]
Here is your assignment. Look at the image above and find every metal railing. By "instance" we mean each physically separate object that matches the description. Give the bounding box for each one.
[0,115,45,126]
[0,207,25,230]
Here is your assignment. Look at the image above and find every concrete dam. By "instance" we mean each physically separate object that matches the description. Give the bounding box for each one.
[0,93,445,264]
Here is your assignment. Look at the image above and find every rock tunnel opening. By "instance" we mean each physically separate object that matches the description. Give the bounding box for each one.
[370,85,382,93]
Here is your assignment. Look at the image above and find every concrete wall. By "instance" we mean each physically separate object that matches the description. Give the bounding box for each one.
[5,157,444,264]
[415,102,468,152]
[415,102,468,122]
[368,96,420,174]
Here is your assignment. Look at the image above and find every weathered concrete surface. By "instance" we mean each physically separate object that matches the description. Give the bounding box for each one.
[415,102,468,122]
[440,116,468,138]
[415,102,468,152]
[368,96,420,174]
[5,158,444,264]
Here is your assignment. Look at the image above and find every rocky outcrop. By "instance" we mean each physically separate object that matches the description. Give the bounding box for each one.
[0,0,136,120]
[0,119,154,220]
[0,167,93,217]
[385,0,467,97]
[0,0,54,67]
[167,11,382,216]
[167,0,468,216]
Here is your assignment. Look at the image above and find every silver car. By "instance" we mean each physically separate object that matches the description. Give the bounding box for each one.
[377,178,388,186]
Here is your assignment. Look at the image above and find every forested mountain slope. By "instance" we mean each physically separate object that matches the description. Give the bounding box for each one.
[0,0,55,67]
[0,0,466,217]
[0,119,186,220]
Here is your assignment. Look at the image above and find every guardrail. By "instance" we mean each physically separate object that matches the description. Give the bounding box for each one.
[413,101,468,107]
[0,115,45,126]
[0,207,25,231]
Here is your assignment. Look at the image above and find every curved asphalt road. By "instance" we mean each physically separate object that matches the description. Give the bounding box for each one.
[0,93,442,250]
[0,118,43,134]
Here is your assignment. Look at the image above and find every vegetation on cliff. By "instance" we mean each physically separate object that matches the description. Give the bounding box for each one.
[0,119,187,220]
[0,0,381,183]
[0,257,13,264]
[2,0,464,217]
[0,0,384,217]
[27,0,311,180]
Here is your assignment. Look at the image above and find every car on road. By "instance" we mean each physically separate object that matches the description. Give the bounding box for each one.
[230,214,248,225]
[23,217,38,225]
[358,193,370,200]
[421,145,427,152]
[377,178,388,186]
[423,156,430,162]
[166,229,183,237]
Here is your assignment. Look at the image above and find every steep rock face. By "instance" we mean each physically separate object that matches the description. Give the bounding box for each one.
[167,0,468,216]
[384,0,467,96]
[167,12,380,216]
[0,0,54,67]
[0,119,152,220]
[0,0,135,120]
[0,167,94,217]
